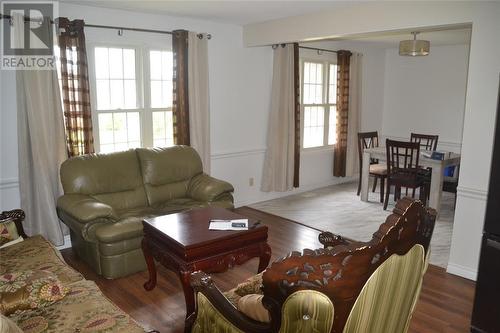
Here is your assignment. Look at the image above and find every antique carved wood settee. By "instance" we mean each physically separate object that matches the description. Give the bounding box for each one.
[189,198,436,333]
[0,210,148,332]
[56,146,234,279]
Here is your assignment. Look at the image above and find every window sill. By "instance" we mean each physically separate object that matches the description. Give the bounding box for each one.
[301,145,335,154]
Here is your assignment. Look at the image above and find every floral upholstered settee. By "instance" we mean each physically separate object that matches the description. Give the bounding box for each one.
[0,209,147,333]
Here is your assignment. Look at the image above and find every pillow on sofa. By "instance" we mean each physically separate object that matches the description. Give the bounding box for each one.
[0,313,23,333]
[0,270,69,315]
[237,294,270,323]
[0,221,19,247]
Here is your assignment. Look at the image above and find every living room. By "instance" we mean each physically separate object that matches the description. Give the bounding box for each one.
[1,1,499,333]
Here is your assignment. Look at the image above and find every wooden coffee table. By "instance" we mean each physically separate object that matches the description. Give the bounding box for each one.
[141,207,271,319]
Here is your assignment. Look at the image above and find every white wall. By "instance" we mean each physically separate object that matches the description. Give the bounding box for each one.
[0,2,354,213]
[243,1,500,280]
[0,69,20,209]
[382,44,469,153]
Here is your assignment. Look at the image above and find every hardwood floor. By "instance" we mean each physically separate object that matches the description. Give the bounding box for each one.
[61,206,475,333]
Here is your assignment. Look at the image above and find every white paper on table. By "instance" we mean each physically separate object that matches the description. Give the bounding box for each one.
[208,219,248,231]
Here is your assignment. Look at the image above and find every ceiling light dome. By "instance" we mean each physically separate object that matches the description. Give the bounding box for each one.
[399,32,430,56]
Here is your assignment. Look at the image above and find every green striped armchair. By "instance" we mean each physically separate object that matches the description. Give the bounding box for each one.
[188,198,436,333]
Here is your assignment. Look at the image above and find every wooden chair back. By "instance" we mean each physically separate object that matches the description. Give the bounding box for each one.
[386,139,421,179]
[410,133,439,151]
[261,198,436,333]
[357,131,380,167]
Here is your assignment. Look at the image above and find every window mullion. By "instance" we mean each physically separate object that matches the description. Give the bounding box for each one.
[323,62,329,147]
[141,48,153,148]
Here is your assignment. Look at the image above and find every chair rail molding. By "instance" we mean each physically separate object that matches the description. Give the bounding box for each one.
[211,147,266,160]
[0,178,19,190]
[456,185,488,201]
[381,134,462,152]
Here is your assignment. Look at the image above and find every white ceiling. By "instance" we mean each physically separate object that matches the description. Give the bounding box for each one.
[60,0,354,26]
[60,1,471,46]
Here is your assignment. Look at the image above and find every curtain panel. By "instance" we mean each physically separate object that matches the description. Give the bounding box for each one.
[57,17,94,157]
[187,32,211,173]
[261,43,300,192]
[345,53,363,177]
[333,50,353,177]
[172,29,190,145]
[13,14,68,245]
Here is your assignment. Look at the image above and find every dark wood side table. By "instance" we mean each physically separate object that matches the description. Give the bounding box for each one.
[141,207,271,323]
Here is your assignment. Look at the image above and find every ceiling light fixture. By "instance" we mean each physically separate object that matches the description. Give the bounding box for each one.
[399,32,430,56]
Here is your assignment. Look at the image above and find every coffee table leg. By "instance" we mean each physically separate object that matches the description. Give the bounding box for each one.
[142,238,157,291]
[258,242,272,273]
[180,269,195,319]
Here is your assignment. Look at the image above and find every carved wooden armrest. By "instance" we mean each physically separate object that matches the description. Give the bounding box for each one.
[318,231,353,248]
[0,209,27,238]
[190,271,271,333]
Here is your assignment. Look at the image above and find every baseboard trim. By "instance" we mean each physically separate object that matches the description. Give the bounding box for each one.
[56,234,72,251]
[235,177,356,207]
[446,262,477,281]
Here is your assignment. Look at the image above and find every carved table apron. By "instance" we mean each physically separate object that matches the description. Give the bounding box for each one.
[141,209,271,323]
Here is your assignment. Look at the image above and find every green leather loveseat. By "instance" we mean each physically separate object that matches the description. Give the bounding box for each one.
[56,146,234,279]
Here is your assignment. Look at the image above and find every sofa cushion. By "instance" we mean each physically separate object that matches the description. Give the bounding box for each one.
[95,202,205,245]
[0,236,83,285]
[10,279,144,333]
[0,270,68,316]
[60,150,148,210]
[136,146,203,206]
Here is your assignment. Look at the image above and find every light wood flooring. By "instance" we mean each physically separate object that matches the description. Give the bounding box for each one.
[61,206,475,333]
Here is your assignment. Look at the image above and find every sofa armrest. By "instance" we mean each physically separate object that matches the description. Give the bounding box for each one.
[57,194,118,223]
[187,173,234,202]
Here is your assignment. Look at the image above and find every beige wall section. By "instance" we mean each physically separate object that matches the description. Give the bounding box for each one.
[243,1,500,280]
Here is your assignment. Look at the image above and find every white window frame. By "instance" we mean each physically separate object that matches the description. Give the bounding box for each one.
[88,42,173,152]
[300,58,338,151]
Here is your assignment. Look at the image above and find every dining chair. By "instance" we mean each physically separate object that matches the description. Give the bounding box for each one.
[357,131,387,203]
[410,133,439,200]
[410,133,439,151]
[384,139,428,210]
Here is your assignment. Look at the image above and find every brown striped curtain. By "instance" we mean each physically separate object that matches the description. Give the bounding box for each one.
[57,18,94,157]
[172,29,190,145]
[333,50,352,177]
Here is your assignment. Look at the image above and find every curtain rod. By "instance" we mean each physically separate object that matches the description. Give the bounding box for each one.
[299,46,337,54]
[0,14,211,39]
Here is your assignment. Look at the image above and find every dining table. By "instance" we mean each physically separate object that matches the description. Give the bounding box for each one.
[360,146,461,216]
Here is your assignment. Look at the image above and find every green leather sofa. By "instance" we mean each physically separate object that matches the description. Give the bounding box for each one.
[56,146,234,279]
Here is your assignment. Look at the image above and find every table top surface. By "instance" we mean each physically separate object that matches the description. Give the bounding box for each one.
[143,207,266,249]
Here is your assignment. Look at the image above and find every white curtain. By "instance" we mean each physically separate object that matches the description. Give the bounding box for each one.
[13,14,68,245]
[345,53,363,177]
[261,45,295,192]
[188,32,211,174]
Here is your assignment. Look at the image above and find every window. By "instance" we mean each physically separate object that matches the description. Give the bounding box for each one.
[90,46,174,153]
[301,61,337,148]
